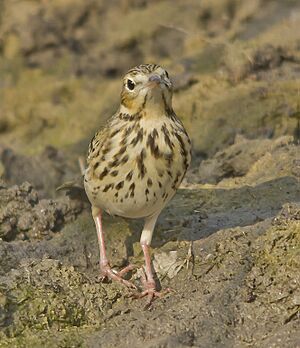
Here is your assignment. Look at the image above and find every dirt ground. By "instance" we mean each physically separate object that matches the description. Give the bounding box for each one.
[0,0,299,347]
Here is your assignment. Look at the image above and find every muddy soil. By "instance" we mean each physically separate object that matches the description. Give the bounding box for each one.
[0,1,299,347]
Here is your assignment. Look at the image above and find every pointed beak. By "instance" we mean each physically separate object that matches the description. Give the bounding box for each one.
[147,74,163,89]
[147,74,171,89]
[148,75,162,84]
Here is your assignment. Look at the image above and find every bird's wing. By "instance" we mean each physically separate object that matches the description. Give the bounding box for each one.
[86,115,116,164]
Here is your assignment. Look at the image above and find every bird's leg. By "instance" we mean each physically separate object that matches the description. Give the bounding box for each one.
[140,243,156,293]
[138,214,170,306]
[92,207,136,289]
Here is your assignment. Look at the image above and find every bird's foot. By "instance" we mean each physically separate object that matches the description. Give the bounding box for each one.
[99,263,137,290]
[134,271,172,309]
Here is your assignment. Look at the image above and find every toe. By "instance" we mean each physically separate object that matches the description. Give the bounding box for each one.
[117,264,136,277]
[99,265,137,290]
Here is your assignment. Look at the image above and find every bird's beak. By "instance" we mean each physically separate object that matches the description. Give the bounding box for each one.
[149,75,162,84]
[147,74,163,88]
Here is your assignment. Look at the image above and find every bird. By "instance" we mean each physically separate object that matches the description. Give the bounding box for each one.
[84,64,191,304]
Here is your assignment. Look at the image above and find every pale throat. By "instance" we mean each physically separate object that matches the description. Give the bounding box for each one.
[119,91,171,117]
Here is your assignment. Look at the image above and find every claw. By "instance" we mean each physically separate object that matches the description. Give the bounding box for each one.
[133,283,172,309]
[131,267,171,308]
[117,264,137,277]
[100,263,137,290]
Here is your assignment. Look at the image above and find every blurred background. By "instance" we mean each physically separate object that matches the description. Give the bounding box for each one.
[0,1,299,347]
[0,0,299,162]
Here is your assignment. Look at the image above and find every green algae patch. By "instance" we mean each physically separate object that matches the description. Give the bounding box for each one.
[0,329,85,348]
[0,258,122,345]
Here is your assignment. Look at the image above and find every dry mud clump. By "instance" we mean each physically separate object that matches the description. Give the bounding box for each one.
[234,203,300,346]
[0,145,78,197]
[196,135,298,184]
[0,181,83,242]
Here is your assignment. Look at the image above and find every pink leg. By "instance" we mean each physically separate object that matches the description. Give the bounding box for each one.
[93,210,136,289]
[138,243,171,307]
[141,244,156,291]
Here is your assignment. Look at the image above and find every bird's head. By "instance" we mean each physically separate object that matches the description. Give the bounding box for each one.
[120,64,173,115]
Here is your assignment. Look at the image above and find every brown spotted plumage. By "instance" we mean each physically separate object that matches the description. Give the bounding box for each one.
[84,64,191,305]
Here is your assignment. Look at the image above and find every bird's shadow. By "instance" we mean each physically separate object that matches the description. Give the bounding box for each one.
[124,176,299,255]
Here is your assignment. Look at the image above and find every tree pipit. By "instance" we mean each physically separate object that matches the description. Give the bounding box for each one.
[84,64,191,305]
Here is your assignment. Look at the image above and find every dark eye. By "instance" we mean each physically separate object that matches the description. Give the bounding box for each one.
[165,71,169,79]
[127,79,135,90]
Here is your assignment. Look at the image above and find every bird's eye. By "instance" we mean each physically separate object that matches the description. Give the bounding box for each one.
[165,71,169,79]
[127,79,135,91]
